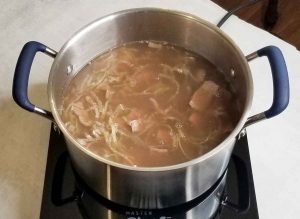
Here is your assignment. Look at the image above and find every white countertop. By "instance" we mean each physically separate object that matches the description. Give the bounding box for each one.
[1,0,300,218]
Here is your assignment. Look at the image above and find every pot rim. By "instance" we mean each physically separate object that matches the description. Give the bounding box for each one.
[48,7,253,172]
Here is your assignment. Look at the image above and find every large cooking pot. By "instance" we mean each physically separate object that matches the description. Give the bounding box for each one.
[13,8,289,208]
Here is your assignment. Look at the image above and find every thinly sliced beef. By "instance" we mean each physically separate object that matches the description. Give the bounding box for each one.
[72,103,93,127]
[189,81,219,111]
[188,112,205,129]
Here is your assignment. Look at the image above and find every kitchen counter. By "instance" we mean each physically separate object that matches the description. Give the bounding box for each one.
[1,0,299,218]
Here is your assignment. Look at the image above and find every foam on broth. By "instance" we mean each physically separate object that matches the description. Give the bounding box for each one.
[61,41,239,167]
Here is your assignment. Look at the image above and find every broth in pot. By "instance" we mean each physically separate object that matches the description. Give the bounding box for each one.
[61,41,239,167]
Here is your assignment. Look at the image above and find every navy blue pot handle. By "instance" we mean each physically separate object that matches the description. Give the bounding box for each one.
[13,41,57,121]
[244,46,290,127]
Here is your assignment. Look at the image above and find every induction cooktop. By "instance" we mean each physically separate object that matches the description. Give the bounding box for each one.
[39,125,259,219]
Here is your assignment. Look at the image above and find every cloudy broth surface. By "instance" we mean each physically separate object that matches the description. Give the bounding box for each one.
[61,41,239,167]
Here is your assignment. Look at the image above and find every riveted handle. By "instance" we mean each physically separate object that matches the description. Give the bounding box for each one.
[13,41,57,121]
[245,46,290,127]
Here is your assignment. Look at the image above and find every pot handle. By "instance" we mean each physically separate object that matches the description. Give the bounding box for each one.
[51,150,94,218]
[13,41,57,121]
[52,151,78,206]
[244,46,289,127]
[221,154,250,214]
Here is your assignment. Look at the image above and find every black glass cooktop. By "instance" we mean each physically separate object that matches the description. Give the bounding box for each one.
[39,125,259,219]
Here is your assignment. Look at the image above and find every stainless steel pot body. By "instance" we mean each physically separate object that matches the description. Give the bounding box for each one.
[77,171,227,219]
[49,9,252,208]
[13,8,289,209]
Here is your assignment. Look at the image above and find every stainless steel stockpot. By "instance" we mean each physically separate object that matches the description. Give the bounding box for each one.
[13,8,289,208]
